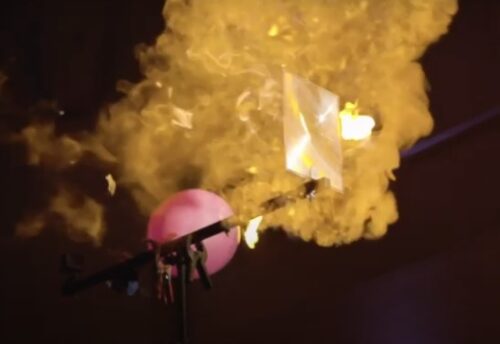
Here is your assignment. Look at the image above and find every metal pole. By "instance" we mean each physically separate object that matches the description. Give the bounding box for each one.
[62,251,154,295]
[401,106,500,159]
[176,255,189,344]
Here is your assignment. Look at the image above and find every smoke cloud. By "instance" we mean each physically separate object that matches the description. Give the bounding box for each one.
[18,0,457,246]
[16,186,105,244]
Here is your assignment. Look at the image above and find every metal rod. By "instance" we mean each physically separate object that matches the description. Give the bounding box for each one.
[62,251,154,295]
[159,221,229,254]
[401,106,500,159]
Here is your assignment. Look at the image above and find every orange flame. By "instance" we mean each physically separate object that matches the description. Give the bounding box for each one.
[339,102,375,141]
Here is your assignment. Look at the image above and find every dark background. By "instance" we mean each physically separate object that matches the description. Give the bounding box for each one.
[1,0,500,343]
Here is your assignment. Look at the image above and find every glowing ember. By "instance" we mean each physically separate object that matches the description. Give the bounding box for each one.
[339,102,375,141]
[244,216,263,249]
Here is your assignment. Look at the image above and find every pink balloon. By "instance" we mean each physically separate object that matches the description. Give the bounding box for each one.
[147,189,239,276]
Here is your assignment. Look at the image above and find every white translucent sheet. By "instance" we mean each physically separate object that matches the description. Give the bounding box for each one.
[282,72,343,191]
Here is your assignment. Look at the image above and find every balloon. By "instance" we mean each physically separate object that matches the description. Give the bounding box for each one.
[147,189,239,276]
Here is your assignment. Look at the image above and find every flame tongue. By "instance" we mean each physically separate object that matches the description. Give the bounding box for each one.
[244,216,263,249]
[339,102,375,141]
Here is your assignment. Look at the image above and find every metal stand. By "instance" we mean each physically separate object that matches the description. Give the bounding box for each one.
[59,178,323,343]
[176,254,189,344]
[61,222,225,344]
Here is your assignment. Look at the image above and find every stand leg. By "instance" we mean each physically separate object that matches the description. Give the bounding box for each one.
[177,261,189,344]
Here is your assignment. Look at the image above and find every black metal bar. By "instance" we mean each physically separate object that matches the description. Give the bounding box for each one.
[62,251,154,295]
[159,221,229,254]
[62,221,230,296]
[194,242,212,290]
[401,106,500,159]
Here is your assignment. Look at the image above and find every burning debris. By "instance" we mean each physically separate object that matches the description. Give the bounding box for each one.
[17,0,457,247]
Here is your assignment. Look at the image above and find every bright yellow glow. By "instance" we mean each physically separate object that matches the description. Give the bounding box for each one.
[267,24,279,37]
[244,215,263,249]
[339,102,375,141]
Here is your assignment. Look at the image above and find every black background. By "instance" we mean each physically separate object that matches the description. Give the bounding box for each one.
[1,0,500,343]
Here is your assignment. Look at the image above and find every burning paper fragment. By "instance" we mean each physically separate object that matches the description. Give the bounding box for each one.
[105,174,117,196]
[171,106,193,129]
[244,215,263,249]
[283,72,343,191]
